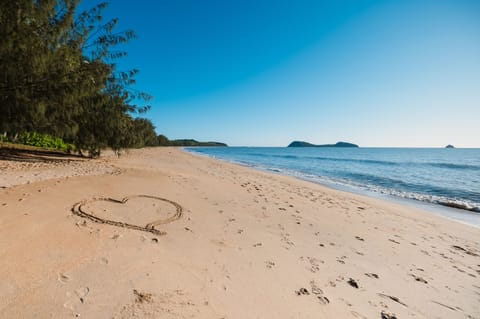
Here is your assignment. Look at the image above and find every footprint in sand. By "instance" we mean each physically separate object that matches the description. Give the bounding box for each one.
[410,274,428,284]
[347,278,359,288]
[295,287,310,295]
[75,287,90,304]
[295,281,330,305]
[306,257,323,273]
[64,287,90,311]
[58,273,71,284]
[381,311,398,319]
[280,233,295,248]
[365,273,379,279]
[310,280,330,305]
[378,293,407,307]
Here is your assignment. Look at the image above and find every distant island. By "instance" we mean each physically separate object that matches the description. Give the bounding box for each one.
[288,141,359,148]
[445,144,455,149]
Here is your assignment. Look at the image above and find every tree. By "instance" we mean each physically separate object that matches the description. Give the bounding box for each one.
[157,134,171,146]
[0,0,85,137]
[131,118,158,147]
[0,1,153,157]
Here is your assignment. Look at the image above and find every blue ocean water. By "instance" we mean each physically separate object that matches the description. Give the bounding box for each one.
[187,147,480,225]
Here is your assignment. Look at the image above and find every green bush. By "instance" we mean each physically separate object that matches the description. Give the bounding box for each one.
[16,132,74,152]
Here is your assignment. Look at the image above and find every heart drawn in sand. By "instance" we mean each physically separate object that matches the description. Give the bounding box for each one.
[72,195,183,235]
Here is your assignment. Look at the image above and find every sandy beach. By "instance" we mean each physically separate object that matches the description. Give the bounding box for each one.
[0,147,479,319]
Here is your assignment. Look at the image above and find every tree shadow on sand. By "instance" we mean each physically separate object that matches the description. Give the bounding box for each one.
[0,147,84,164]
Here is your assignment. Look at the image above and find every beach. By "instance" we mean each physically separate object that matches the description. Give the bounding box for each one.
[0,147,479,318]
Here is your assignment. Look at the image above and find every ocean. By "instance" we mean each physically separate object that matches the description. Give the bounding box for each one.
[186,147,480,227]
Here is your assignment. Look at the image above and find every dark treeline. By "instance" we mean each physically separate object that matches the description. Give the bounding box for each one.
[156,136,227,147]
[0,0,159,157]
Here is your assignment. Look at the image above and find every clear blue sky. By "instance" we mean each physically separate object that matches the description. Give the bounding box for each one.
[80,0,480,147]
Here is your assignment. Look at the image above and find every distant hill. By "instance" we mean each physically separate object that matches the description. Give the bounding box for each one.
[288,141,359,148]
[156,135,227,147]
[445,144,455,149]
[170,139,227,147]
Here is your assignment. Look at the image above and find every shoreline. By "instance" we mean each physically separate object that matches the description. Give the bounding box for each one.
[1,147,479,318]
[185,147,480,229]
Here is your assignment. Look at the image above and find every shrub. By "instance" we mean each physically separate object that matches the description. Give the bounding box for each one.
[16,132,75,152]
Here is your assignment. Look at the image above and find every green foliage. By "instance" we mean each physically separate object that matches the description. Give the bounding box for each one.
[18,132,73,152]
[9,131,74,152]
[170,139,227,147]
[155,136,227,147]
[0,1,153,158]
[131,118,158,147]
[157,134,172,146]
